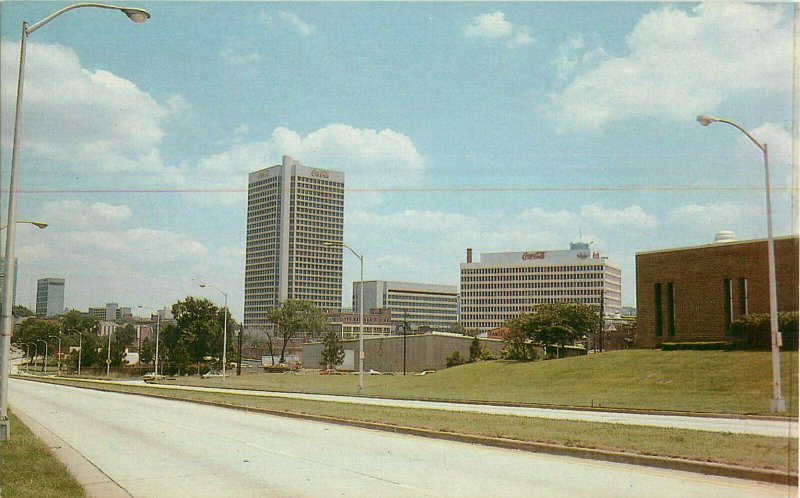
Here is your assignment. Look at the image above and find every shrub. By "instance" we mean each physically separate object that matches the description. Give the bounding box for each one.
[729,312,798,351]
[659,342,733,351]
[445,350,465,368]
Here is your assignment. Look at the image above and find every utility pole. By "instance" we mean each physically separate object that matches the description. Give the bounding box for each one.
[599,289,605,352]
[403,311,408,376]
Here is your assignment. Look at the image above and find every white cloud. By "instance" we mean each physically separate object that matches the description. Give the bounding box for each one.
[218,47,260,65]
[0,41,182,169]
[553,35,608,81]
[547,3,792,130]
[668,202,758,237]
[580,204,657,229]
[463,12,533,47]
[38,200,132,228]
[189,124,426,204]
[262,11,315,36]
[464,12,514,39]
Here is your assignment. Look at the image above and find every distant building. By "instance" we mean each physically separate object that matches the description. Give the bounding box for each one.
[636,235,799,348]
[0,258,18,309]
[353,281,459,332]
[88,303,131,322]
[325,308,393,340]
[99,321,118,337]
[244,155,345,330]
[460,243,622,333]
[36,278,65,316]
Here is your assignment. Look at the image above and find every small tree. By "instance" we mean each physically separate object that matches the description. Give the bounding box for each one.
[468,336,481,362]
[445,350,465,368]
[266,300,325,363]
[320,331,345,369]
[501,316,537,361]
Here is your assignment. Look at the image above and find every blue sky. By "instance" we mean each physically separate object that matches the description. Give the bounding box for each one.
[0,2,795,320]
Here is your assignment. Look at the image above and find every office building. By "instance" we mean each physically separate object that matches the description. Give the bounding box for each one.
[353,281,459,332]
[636,234,799,348]
[244,155,345,329]
[36,278,65,317]
[459,242,622,333]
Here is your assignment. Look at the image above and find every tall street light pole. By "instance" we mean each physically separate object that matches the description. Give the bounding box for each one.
[67,329,82,376]
[0,1,150,442]
[697,114,786,413]
[28,343,37,372]
[324,241,364,392]
[36,340,47,374]
[138,306,161,375]
[48,335,61,375]
[199,284,228,382]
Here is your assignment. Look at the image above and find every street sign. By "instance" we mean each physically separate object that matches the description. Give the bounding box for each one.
[105,359,112,365]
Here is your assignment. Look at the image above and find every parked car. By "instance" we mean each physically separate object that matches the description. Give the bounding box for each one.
[319,369,346,375]
[142,372,165,383]
[202,370,224,378]
[414,370,436,376]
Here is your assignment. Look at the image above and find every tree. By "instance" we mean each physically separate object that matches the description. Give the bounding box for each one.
[12,305,34,317]
[468,336,481,362]
[445,350,465,368]
[116,323,137,350]
[505,303,601,360]
[139,337,154,366]
[320,331,345,369]
[447,323,467,336]
[266,300,325,363]
[501,317,537,361]
[170,296,237,368]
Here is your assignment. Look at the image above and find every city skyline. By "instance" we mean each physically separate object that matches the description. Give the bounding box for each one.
[0,2,795,321]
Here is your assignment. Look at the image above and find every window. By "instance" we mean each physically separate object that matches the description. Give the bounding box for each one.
[738,278,749,317]
[666,282,675,336]
[654,283,663,337]
[723,279,733,333]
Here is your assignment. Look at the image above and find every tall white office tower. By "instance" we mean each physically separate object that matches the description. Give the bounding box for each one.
[244,156,345,329]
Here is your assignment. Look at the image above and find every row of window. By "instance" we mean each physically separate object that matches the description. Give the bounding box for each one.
[462,273,606,283]
[462,265,610,274]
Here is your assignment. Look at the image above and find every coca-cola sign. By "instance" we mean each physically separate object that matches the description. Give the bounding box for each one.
[522,251,546,260]
[311,169,330,179]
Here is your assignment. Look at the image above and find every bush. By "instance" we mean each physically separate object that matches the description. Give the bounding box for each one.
[445,350,465,368]
[659,342,733,351]
[729,312,798,351]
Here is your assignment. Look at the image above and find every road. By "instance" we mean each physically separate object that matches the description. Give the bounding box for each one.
[88,378,796,438]
[9,378,792,498]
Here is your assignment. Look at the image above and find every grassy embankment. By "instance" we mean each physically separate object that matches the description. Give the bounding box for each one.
[25,349,798,473]
[164,350,799,415]
[0,410,84,498]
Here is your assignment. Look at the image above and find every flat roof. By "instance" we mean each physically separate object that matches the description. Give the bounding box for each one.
[635,235,798,256]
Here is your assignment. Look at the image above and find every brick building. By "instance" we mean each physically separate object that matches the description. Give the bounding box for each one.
[636,235,798,348]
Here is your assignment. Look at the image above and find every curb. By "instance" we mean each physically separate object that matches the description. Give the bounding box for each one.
[16,376,797,486]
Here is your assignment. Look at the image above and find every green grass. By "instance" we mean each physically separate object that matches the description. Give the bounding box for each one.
[160,350,799,415]
[27,377,798,474]
[0,410,85,498]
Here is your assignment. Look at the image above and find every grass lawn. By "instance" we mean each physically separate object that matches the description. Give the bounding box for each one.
[160,350,798,415]
[0,410,84,498]
[27,377,798,474]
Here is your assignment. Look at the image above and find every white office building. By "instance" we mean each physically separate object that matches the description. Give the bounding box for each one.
[244,156,345,329]
[460,243,622,333]
[36,277,65,317]
[353,281,459,332]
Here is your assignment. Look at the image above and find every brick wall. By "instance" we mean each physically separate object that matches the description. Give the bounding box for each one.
[635,237,798,348]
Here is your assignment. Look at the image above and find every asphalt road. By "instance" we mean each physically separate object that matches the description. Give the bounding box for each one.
[9,379,792,498]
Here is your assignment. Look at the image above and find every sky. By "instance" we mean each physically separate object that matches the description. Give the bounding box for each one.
[0,1,796,321]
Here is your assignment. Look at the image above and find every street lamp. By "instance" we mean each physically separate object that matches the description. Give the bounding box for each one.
[0,220,48,231]
[324,241,365,392]
[138,306,161,375]
[0,1,150,442]
[48,335,62,375]
[20,343,29,372]
[67,329,82,376]
[27,343,37,372]
[36,340,47,374]
[697,114,786,413]
[199,284,228,382]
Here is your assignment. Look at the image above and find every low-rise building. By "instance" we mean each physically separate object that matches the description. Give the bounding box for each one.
[635,234,799,348]
[353,281,459,332]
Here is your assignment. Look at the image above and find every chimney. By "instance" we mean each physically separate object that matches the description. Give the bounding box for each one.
[466,248,473,263]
